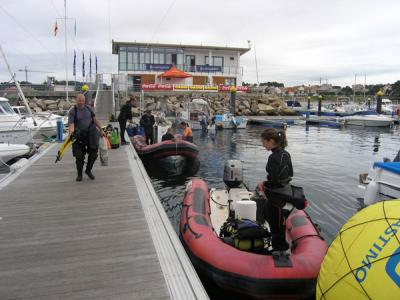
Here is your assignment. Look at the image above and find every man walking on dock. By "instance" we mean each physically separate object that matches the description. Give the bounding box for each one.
[68,94,104,181]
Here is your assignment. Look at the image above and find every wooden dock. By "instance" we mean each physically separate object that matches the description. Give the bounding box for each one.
[0,142,208,299]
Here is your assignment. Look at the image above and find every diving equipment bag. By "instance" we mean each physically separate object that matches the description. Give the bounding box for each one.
[109,127,120,149]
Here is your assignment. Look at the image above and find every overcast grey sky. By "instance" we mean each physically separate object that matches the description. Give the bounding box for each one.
[0,0,399,86]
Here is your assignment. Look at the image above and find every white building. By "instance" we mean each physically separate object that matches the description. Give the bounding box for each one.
[112,41,250,90]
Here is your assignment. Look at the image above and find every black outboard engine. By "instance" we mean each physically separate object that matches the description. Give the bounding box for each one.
[223,160,243,188]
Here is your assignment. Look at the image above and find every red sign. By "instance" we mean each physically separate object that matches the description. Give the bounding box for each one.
[218,85,250,92]
[141,84,173,91]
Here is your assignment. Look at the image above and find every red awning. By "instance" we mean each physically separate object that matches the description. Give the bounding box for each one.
[158,66,192,78]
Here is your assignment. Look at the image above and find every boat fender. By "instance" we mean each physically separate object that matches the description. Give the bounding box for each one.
[364,180,379,206]
[10,158,29,172]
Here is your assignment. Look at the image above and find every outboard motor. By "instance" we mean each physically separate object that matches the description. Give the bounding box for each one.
[223,160,243,188]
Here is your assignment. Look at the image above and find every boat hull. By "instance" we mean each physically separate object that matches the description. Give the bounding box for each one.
[180,179,327,299]
[358,162,400,203]
[0,143,30,163]
[132,135,199,159]
[343,115,394,127]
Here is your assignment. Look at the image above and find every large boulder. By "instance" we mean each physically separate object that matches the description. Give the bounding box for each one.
[257,104,275,113]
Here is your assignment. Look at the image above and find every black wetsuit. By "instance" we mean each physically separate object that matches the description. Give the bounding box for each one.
[140,114,155,145]
[161,132,175,141]
[117,101,133,143]
[263,147,293,251]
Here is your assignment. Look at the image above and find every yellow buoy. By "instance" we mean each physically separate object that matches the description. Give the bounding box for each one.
[81,84,89,92]
[317,200,400,299]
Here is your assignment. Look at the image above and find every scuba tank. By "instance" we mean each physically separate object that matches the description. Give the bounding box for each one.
[109,127,120,149]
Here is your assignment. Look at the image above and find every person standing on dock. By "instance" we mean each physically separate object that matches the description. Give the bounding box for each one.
[68,94,104,182]
[140,110,155,145]
[117,97,133,145]
[257,128,293,252]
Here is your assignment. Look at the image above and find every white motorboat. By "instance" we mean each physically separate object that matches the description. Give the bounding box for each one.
[0,143,30,164]
[12,105,68,125]
[343,114,394,127]
[214,113,248,129]
[180,98,211,130]
[358,162,400,205]
[0,97,59,143]
[381,98,394,115]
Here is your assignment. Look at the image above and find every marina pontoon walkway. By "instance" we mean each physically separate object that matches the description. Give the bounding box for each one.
[0,143,207,299]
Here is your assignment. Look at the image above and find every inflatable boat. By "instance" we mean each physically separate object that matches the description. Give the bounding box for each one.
[132,135,198,160]
[180,161,327,299]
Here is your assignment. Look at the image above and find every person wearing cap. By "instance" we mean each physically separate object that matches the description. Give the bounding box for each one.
[180,122,193,143]
[140,109,155,144]
[117,98,133,145]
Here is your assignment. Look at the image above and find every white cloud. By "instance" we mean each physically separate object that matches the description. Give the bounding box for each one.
[0,0,399,86]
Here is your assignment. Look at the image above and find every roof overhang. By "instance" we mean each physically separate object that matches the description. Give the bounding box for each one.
[112,40,251,56]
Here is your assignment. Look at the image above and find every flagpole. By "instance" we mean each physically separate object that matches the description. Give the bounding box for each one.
[64,0,68,101]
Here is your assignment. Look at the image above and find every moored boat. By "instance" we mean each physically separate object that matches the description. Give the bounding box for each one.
[342,114,394,127]
[358,161,400,205]
[180,166,327,299]
[214,112,248,129]
[0,143,30,164]
[132,135,198,160]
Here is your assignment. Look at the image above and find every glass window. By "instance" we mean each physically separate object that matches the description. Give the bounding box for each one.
[154,53,159,64]
[166,53,172,64]
[139,52,144,64]
[119,51,127,71]
[186,55,195,66]
[177,53,183,65]
[213,56,224,67]
[0,101,15,114]
[127,52,133,70]
[144,52,151,64]
[205,56,209,65]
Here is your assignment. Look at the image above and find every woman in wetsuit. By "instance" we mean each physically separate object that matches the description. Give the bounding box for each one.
[258,128,293,252]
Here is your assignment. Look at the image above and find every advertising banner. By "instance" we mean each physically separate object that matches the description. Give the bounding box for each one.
[196,65,222,72]
[141,84,173,91]
[146,64,172,71]
[219,85,250,92]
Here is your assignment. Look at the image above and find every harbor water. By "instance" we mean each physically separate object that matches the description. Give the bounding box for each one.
[146,124,400,299]
[148,124,400,244]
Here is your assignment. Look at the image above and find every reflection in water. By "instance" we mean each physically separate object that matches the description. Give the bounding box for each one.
[143,157,200,182]
[373,135,380,153]
[148,125,399,244]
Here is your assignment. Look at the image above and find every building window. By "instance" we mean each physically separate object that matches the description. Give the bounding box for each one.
[225,78,236,86]
[119,50,127,71]
[213,56,224,67]
[204,56,224,67]
[186,55,195,66]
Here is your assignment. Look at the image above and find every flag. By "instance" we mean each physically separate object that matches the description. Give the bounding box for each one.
[89,53,92,79]
[74,20,77,37]
[72,50,76,76]
[54,21,58,36]
[95,55,98,74]
[82,52,85,79]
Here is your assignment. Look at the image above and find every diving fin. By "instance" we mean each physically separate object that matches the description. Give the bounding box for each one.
[55,135,76,163]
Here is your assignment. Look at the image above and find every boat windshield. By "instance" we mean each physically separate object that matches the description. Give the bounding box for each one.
[0,101,16,115]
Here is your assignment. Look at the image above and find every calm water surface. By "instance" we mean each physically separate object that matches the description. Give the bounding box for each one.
[148,124,400,244]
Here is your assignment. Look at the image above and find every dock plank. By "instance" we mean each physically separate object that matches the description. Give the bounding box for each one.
[0,144,171,299]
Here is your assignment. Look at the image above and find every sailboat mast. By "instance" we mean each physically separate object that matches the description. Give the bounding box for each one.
[0,44,37,126]
[64,0,68,102]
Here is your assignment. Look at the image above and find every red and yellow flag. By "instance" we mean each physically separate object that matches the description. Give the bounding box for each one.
[54,21,58,36]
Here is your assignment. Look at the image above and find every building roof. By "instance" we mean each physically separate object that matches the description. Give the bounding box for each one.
[112,40,251,55]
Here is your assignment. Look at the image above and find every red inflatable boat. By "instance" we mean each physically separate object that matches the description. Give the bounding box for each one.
[180,178,328,299]
[131,135,198,159]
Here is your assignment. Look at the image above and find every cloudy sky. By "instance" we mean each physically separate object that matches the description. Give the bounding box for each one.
[0,0,399,86]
